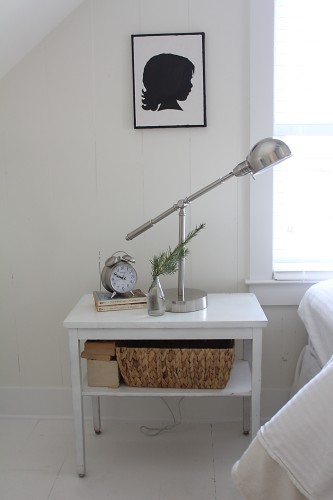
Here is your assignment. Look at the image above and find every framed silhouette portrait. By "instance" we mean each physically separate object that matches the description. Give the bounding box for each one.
[131,32,206,129]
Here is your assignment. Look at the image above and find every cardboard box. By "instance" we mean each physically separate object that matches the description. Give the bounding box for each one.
[81,341,120,388]
[87,359,120,388]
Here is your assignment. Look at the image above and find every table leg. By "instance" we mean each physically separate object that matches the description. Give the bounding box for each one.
[243,340,251,435]
[69,333,86,477]
[242,398,250,435]
[250,329,263,439]
[92,396,101,434]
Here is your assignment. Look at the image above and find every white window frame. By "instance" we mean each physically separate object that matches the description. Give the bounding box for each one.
[247,0,317,305]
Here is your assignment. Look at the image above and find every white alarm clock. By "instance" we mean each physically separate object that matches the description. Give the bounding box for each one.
[101,251,137,297]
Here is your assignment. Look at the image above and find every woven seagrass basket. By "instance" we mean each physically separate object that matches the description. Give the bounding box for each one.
[116,339,235,389]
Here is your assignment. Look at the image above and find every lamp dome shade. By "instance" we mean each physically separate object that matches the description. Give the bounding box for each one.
[247,137,292,175]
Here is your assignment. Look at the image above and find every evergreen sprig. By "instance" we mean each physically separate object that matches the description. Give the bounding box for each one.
[149,223,205,279]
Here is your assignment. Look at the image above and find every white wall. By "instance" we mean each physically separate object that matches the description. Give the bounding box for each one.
[0,0,307,421]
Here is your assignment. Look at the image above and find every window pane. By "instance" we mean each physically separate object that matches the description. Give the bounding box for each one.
[275,0,333,125]
[273,0,333,276]
[273,136,333,269]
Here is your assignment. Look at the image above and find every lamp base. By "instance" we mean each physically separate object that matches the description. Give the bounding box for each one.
[164,288,207,313]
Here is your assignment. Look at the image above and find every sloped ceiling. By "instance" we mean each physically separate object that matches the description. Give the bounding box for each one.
[0,0,84,80]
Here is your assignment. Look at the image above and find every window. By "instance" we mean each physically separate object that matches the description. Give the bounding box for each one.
[249,0,333,304]
[273,0,333,279]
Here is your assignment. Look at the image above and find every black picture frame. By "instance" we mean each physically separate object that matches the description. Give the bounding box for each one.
[131,32,206,129]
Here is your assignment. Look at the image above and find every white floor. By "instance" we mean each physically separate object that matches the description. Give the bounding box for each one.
[0,417,250,500]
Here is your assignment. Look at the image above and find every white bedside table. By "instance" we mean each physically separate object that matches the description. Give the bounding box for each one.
[64,292,267,477]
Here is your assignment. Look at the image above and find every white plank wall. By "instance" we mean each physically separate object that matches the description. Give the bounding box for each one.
[0,0,308,421]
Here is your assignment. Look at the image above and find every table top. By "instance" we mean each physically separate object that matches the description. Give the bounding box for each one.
[63,293,267,330]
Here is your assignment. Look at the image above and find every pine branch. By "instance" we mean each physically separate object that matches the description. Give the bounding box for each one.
[150,223,205,279]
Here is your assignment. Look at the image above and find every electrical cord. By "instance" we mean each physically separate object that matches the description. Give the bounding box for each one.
[140,397,184,437]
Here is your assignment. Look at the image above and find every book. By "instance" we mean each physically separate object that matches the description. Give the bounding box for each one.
[95,302,147,312]
[85,340,116,350]
[93,289,147,306]
[81,340,116,361]
[81,352,113,361]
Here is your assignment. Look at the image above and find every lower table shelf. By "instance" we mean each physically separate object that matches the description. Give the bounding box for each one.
[82,359,251,397]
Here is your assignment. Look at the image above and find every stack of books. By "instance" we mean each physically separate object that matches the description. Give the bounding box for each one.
[93,289,147,312]
[81,340,116,361]
[81,341,119,387]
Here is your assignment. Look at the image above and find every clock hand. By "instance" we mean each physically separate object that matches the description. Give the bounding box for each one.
[114,273,126,280]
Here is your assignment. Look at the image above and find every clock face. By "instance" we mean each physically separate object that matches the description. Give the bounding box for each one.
[110,262,137,293]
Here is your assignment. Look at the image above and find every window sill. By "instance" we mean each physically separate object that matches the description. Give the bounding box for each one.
[246,280,319,306]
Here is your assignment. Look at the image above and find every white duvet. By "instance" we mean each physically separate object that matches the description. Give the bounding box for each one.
[233,355,333,500]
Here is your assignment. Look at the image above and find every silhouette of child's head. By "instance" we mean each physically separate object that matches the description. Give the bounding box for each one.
[141,53,195,111]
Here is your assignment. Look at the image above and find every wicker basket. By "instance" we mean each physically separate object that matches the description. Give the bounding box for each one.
[116,339,235,389]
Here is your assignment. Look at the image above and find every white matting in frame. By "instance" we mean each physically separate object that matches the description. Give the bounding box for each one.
[131,32,207,129]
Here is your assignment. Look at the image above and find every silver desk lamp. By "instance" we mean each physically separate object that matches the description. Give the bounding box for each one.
[126,137,291,312]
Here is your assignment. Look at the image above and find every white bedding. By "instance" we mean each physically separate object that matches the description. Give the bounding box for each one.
[291,279,333,395]
[233,355,333,499]
[233,281,333,499]
[298,279,333,366]
[232,438,306,500]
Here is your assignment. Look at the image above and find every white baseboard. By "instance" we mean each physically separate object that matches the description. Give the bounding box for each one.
[0,386,290,424]
[0,386,73,419]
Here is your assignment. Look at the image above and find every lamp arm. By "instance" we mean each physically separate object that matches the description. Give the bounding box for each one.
[186,171,234,203]
[126,203,180,240]
[125,171,235,240]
